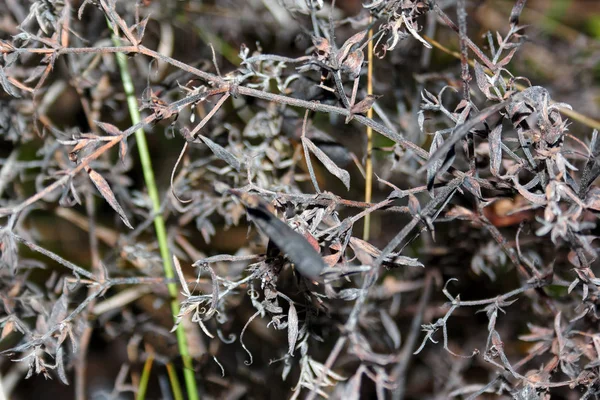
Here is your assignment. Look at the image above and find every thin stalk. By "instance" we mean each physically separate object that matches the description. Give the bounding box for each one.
[166,362,185,400]
[110,29,200,400]
[136,355,154,400]
[363,17,374,240]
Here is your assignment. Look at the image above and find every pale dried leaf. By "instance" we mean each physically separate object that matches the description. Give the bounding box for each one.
[87,168,133,229]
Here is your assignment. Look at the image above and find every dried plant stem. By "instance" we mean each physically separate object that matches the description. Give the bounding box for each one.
[110,29,200,400]
[363,16,374,241]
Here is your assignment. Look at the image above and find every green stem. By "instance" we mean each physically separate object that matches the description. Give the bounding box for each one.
[110,27,200,400]
[136,355,154,400]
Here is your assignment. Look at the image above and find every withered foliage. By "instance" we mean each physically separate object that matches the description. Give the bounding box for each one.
[1,0,600,399]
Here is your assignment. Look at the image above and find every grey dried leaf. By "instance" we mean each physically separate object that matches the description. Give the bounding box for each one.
[55,347,69,385]
[407,193,420,216]
[474,61,493,99]
[287,302,298,356]
[302,137,350,190]
[231,191,327,280]
[173,255,190,297]
[489,124,503,176]
[197,134,241,171]
[511,177,546,205]
[427,132,444,194]
[0,67,20,98]
[48,293,69,328]
[86,167,133,229]
[96,121,122,136]
[350,94,382,115]
[96,121,128,162]
[463,177,482,200]
[392,255,424,268]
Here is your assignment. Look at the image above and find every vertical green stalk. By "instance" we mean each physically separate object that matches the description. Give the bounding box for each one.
[110,27,200,400]
[136,355,154,400]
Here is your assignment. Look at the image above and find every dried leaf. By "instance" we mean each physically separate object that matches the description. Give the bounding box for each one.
[302,137,350,190]
[474,61,493,99]
[288,303,299,356]
[427,132,444,193]
[231,191,327,280]
[56,347,69,385]
[337,30,368,65]
[87,167,133,229]
[489,124,503,176]
[392,255,424,268]
[312,36,331,55]
[0,67,20,98]
[96,121,122,136]
[350,94,382,115]
[198,134,241,172]
[511,177,547,205]
[173,255,190,297]
[341,49,364,79]
[407,193,420,216]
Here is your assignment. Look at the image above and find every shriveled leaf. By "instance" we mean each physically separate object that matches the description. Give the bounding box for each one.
[56,347,69,385]
[496,48,517,68]
[231,191,327,280]
[392,255,424,268]
[511,177,547,205]
[198,134,241,171]
[173,255,190,297]
[96,121,128,163]
[463,177,482,199]
[312,36,331,55]
[350,94,382,115]
[417,110,425,133]
[87,168,133,229]
[407,193,420,216]
[287,303,299,356]
[427,132,444,194]
[96,121,123,136]
[474,61,492,99]
[0,67,20,98]
[48,293,69,327]
[341,49,364,79]
[119,138,128,163]
[302,137,350,190]
[489,124,503,176]
[337,30,368,65]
